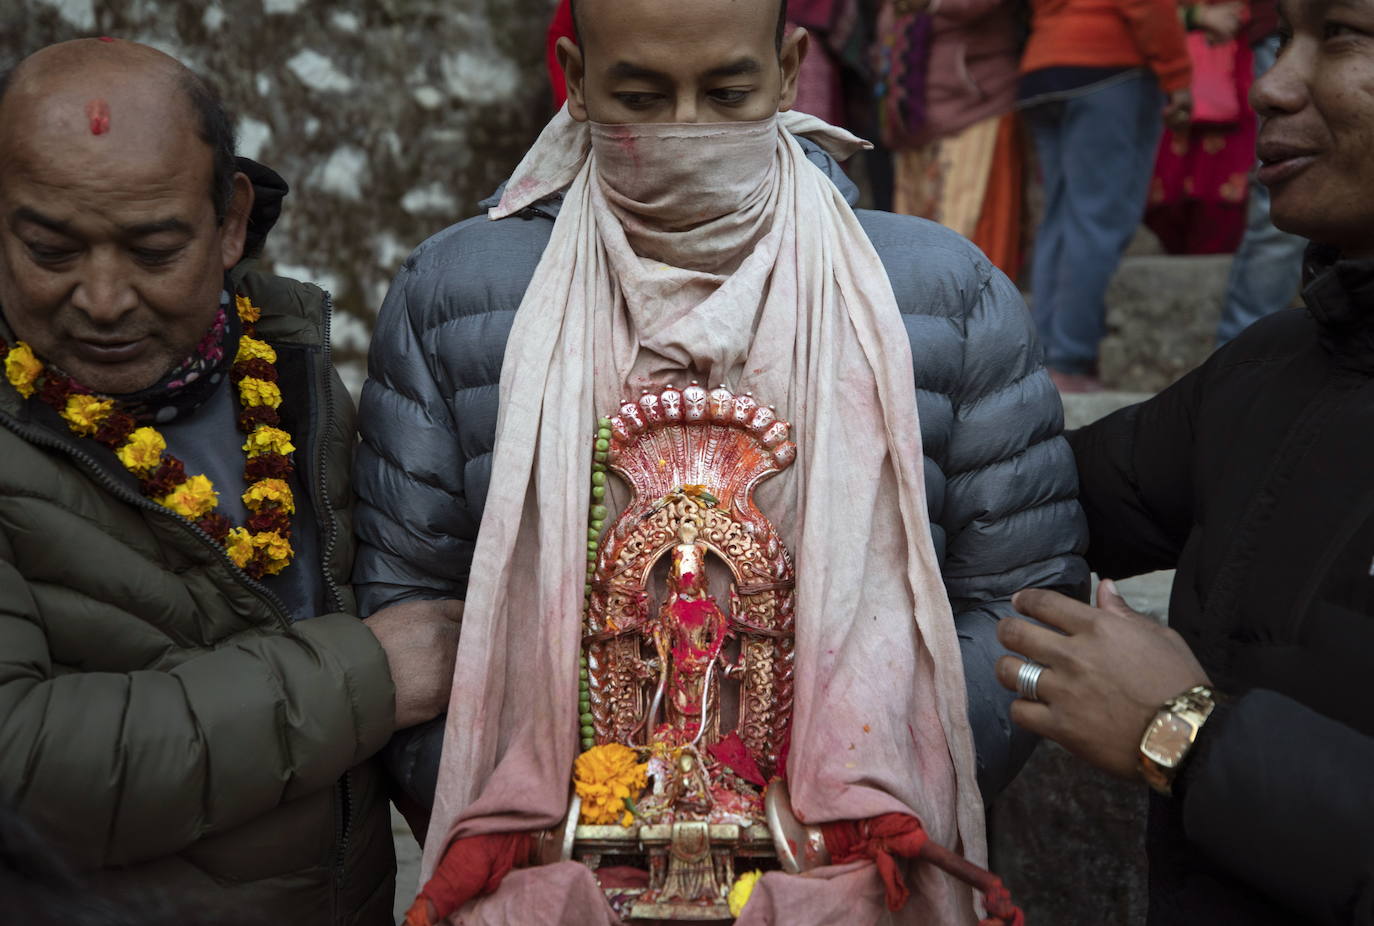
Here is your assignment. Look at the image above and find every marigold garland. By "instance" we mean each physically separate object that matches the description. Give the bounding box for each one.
[0,294,297,579]
[573,743,649,827]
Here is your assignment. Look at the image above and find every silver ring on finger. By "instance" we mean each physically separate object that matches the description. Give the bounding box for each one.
[1016,659,1046,702]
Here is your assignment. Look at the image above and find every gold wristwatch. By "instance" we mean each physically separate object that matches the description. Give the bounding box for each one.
[1138,685,1217,796]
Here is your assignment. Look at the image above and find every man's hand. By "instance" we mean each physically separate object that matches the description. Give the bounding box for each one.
[994,581,1209,780]
[1196,1,1245,44]
[1164,88,1194,131]
[364,599,463,730]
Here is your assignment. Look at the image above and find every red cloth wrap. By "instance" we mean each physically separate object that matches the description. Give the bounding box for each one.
[405,832,533,926]
[823,813,930,912]
[706,730,768,787]
[546,0,575,108]
[821,813,1024,926]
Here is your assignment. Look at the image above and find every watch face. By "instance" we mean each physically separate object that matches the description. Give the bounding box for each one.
[1142,714,1195,767]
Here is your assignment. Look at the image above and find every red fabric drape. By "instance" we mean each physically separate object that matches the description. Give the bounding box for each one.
[822,813,1025,926]
[547,0,576,109]
[405,832,533,926]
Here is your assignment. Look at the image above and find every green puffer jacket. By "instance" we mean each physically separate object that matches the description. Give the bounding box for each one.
[0,266,397,925]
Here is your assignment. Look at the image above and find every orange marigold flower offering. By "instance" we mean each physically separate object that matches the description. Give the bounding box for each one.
[574,743,648,827]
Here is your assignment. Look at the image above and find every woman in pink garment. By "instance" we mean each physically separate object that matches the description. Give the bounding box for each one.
[883,0,1029,276]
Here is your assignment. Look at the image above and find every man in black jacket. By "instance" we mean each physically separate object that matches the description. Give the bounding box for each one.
[992,0,1374,921]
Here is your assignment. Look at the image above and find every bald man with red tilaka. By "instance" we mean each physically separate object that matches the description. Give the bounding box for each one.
[0,39,457,925]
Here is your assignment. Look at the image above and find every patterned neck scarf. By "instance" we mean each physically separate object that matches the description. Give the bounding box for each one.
[112,289,242,424]
[2,289,242,423]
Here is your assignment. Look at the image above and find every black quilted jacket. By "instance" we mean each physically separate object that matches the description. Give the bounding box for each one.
[1071,248,1374,925]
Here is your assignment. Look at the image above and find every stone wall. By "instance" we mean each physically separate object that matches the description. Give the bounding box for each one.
[4,0,559,393]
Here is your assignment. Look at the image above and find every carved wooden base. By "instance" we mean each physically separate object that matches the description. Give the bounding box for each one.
[571,821,775,921]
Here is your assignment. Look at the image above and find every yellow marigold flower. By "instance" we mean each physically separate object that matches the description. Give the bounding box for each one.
[61,394,115,436]
[728,870,763,917]
[252,530,293,576]
[235,294,261,324]
[237,376,282,409]
[115,427,166,473]
[573,743,647,827]
[236,335,276,365]
[243,478,295,514]
[225,527,254,569]
[4,342,42,398]
[242,425,295,458]
[158,474,219,520]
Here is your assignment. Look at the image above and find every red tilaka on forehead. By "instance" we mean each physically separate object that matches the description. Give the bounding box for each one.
[98,36,116,42]
[85,99,111,135]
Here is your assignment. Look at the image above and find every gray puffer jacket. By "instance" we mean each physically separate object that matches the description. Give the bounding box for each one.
[353,142,1089,809]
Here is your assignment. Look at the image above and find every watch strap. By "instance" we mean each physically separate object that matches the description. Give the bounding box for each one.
[1139,685,1219,796]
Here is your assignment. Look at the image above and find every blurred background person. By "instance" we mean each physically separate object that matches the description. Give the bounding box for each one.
[879,0,1028,278]
[1145,0,1254,255]
[1017,0,1192,392]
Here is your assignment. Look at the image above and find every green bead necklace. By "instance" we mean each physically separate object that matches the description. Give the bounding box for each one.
[579,415,614,751]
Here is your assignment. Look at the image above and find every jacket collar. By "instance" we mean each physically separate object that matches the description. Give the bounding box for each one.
[1302,243,1374,374]
[478,134,863,219]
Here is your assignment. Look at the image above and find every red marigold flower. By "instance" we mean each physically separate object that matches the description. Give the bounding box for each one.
[94,411,137,448]
[245,454,294,481]
[231,357,277,384]
[37,373,77,407]
[197,512,232,542]
[238,405,279,432]
[247,509,292,534]
[141,457,188,497]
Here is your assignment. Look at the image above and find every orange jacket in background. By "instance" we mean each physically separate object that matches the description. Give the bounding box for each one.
[1020,0,1192,93]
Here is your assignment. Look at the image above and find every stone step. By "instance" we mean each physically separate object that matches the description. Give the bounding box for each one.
[1099,253,1233,393]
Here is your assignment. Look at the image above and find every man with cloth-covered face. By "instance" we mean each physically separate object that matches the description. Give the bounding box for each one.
[0,39,459,925]
[354,1,1087,922]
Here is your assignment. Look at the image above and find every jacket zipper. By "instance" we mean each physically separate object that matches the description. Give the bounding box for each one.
[314,293,353,917]
[315,293,344,616]
[0,411,295,627]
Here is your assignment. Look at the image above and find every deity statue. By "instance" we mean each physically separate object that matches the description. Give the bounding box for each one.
[565,383,800,919]
[656,519,730,748]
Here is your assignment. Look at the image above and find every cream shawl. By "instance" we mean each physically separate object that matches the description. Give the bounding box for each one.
[421,107,985,925]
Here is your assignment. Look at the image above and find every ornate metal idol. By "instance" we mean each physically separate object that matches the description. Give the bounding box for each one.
[567,383,800,920]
